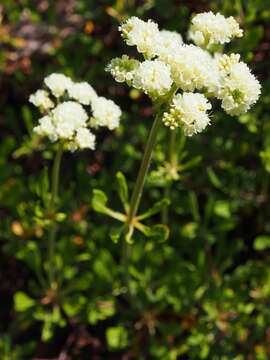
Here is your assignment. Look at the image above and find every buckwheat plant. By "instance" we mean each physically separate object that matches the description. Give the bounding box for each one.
[93,12,261,243]
[30,73,122,289]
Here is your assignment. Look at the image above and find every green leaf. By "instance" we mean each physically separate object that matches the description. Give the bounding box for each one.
[35,167,49,204]
[189,191,200,222]
[181,155,202,172]
[106,326,128,350]
[207,167,222,190]
[180,222,198,239]
[88,299,115,325]
[116,172,129,210]
[22,105,33,134]
[150,224,170,241]
[41,318,53,342]
[214,200,231,219]
[14,292,35,312]
[91,189,126,222]
[254,236,270,251]
[91,189,109,214]
[124,225,134,244]
[63,296,86,317]
[140,224,170,242]
[109,226,125,243]
[137,198,170,220]
[16,241,42,270]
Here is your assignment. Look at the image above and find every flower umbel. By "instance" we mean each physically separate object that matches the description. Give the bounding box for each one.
[162,93,212,135]
[91,97,122,130]
[29,90,54,111]
[106,55,140,84]
[108,13,260,135]
[132,59,173,99]
[189,11,243,48]
[30,74,122,151]
[119,17,160,59]
[218,59,261,116]
[44,73,73,98]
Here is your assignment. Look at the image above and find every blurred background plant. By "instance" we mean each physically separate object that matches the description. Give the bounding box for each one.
[0,0,270,359]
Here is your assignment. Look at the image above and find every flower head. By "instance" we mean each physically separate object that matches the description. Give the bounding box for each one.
[106,55,140,84]
[216,53,241,73]
[29,90,54,111]
[109,14,260,138]
[91,97,122,130]
[71,127,96,151]
[34,115,56,140]
[132,59,173,99]
[168,45,220,93]
[31,74,122,151]
[51,101,88,138]
[44,73,73,97]
[189,12,243,48]
[119,17,160,59]
[162,93,212,135]
[68,82,97,105]
[155,30,183,62]
[218,60,261,115]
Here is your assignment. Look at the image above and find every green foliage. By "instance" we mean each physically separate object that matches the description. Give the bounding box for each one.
[0,0,270,358]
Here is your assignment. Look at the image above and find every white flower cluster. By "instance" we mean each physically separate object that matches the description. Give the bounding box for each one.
[132,60,173,98]
[30,73,122,151]
[163,93,212,135]
[106,55,139,84]
[108,13,260,136]
[189,12,243,48]
[216,54,261,115]
[119,17,160,59]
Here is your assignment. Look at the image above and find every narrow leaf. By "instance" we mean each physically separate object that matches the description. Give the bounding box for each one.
[116,172,129,210]
[92,189,108,214]
[189,191,200,222]
[207,167,222,189]
[137,198,170,221]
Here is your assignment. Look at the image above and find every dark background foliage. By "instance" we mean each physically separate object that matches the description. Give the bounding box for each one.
[0,0,270,359]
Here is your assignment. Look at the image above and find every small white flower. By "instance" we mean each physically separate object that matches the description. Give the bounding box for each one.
[54,121,75,139]
[119,17,160,59]
[218,61,261,115]
[162,92,212,136]
[29,90,54,110]
[74,127,96,150]
[132,59,173,98]
[44,73,73,98]
[68,82,97,105]
[91,97,122,130]
[189,12,243,47]
[169,45,220,93]
[155,30,183,62]
[52,101,88,139]
[33,115,57,141]
[215,53,241,73]
[106,55,140,84]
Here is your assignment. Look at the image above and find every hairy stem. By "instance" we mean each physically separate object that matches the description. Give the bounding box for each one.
[48,142,64,288]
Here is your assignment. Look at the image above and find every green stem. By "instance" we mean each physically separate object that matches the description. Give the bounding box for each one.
[169,129,177,166]
[122,237,131,292]
[48,142,64,288]
[162,130,177,223]
[127,110,163,225]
